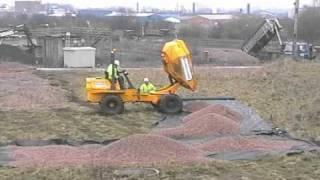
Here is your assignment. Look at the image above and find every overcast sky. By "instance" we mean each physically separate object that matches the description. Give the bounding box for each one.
[2,0,314,9]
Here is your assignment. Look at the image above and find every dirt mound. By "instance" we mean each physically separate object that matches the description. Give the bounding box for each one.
[183,101,210,113]
[0,63,68,111]
[155,113,240,138]
[183,104,243,123]
[0,45,34,64]
[196,136,302,153]
[97,134,204,165]
[203,48,259,66]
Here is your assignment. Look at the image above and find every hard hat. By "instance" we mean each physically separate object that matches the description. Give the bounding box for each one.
[114,60,120,66]
[144,78,149,82]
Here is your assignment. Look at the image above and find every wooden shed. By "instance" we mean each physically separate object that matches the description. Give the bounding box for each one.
[37,36,64,68]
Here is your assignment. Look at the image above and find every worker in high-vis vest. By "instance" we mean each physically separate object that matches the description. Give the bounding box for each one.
[140,78,156,94]
[106,60,120,80]
[105,60,125,89]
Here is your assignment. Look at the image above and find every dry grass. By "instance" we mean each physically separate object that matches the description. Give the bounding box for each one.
[194,60,320,140]
[0,59,320,179]
[1,152,319,180]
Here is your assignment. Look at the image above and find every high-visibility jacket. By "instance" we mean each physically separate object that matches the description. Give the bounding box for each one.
[140,83,156,94]
[106,64,119,80]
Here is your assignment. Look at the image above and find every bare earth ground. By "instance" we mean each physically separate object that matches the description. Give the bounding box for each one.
[0,60,320,179]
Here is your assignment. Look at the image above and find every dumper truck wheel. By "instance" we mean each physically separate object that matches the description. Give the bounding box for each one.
[159,94,183,114]
[151,103,159,109]
[100,95,124,115]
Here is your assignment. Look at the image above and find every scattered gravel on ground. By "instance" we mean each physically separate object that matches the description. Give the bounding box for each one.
[11,145,100,168]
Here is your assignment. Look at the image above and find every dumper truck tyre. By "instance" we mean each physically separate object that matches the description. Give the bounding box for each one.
[159,94,183,114]
[100,95,124,115]
[151,103,159,110]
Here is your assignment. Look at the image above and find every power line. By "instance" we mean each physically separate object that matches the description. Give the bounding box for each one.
[293,0,300,58]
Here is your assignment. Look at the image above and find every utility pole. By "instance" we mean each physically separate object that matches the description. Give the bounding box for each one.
[313,0,320,7]
[293,0,300,58]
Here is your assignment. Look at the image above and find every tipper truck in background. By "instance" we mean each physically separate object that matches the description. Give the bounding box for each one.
[241,18,315,60]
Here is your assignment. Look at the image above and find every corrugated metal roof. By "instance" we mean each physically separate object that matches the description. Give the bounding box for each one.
[134,13,155,17]
[164,17,181,23]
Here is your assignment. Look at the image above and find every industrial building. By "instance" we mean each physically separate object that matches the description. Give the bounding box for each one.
[15,0,42,15]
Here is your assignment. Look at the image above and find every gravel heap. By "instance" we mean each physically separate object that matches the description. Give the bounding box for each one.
[5,101,315,168]
[202,48,260,66]
[183,104,243,123]
[11,135,206,168]
[97,134,205,166]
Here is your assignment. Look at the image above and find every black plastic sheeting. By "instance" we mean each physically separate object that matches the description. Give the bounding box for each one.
[0,147,11,166]
[153,100,320,160]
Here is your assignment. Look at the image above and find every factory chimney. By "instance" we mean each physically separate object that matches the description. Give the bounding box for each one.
[136,2,140,13]
[192,2,196,14]
[247,3,251,15]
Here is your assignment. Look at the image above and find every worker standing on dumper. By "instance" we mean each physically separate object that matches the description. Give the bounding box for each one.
[140,78,156,94]
[105,60,125,89]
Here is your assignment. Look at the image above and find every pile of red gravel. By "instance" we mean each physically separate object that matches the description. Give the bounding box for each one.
[155,113,241,138]
[195,136,302,153]
[11,135,206,168]
[6,102,310,168]
[183,104,243,123]
[183,101,210,113]
[97,134,205,166]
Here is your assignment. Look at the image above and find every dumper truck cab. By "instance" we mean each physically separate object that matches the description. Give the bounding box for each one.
[86,39,197,115]
[283,42,315,60]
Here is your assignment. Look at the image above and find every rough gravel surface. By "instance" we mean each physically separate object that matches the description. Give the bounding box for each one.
[11,145,100,168]
[0,62,68,111]
[97,134,205,166]
[3,99,316,168]
[11,135,206,168]
[210,100,273,134]
[202,48,260,66]
[155,113,241,138]
[183,104,243,123]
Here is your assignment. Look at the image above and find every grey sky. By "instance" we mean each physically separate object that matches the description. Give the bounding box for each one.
[2,0,314,9]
